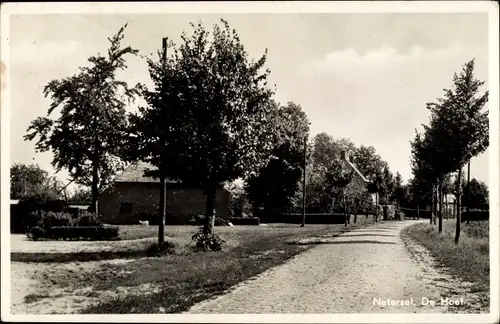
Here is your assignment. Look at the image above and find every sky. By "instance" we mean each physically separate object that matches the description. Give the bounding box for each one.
[7,12,491,190]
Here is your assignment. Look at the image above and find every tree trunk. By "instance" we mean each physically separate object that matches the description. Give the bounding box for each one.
[455,167,462,244]
[90,138,100,214]
[203,184,217,235]
[430,184,434,225]
[158,175,166,244]
[438,178,443,233]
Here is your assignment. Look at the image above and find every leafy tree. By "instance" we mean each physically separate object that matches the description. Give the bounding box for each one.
[10,163,63,199]
[24,25,141,213]
[129,20,275,244]
[68,187,92,203]
[245,101,310,217]
[462,178,489,210]
[391,172,406,207]
[424,59,488,242]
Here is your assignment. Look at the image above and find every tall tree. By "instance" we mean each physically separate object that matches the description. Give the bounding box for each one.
[245,101,310,218]
[130,20,275,243]
[425,59,488,242]
[24,25,141,213]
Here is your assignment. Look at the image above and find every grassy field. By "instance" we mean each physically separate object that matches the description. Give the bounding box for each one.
[402,219,489,293]
[62,218,372,313]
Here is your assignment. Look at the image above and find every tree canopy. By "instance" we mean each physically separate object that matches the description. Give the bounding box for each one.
[24,24,142,212]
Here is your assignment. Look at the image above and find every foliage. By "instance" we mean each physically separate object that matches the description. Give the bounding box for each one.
[245,101,310,217]
[68,187,92,203]
[127,19,275,241]
[24,24,141,212]
[34,210,74,230]
[462,178,489,210]
[409,59,488,241]
[192,227,226,251]
[10,163,64,199]
[74,212,102,227]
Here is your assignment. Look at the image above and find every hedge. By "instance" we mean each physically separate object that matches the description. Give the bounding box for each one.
[44,226,119,240]
[229,217,260,226]
[462,210,489,222]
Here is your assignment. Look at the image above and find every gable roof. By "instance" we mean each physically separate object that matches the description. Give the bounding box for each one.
[114,162,181,184]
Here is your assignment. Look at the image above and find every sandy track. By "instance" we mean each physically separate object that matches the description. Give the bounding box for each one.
[187,220,488,314]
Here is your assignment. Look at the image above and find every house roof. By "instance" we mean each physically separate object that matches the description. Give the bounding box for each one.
[114,162,181,184]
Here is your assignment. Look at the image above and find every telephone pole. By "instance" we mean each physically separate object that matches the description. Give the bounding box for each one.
[301,136,307,227]
[158,37,168,244]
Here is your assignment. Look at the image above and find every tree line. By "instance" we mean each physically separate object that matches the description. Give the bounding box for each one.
[409,59,489,243]
[21,20,489,248]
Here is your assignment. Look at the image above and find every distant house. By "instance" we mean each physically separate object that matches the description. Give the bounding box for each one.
[99,162,230,225]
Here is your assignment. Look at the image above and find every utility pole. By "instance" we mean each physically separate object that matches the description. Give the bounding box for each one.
[158,37,168,244]
[301,136,307,227]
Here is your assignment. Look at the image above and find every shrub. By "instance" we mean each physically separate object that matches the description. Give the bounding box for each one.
[34,211,74,230]
[192,228,225,251]
[45,226,119,241]
[29,226,45,241]
[146,241,176,257]
[75,212,102,227]
[230,217,260,226]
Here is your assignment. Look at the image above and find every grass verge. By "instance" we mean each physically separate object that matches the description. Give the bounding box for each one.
[80,218,374,314]
[402,220,489,292]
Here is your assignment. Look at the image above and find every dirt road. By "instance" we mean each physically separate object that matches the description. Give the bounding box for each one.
[187,220,486,314]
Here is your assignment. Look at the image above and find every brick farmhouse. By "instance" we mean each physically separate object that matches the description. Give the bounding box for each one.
[99,162,230,225]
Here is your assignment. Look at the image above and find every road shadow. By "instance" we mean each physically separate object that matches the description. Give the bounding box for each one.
[339,234,397,238]
[349,229,393,233]
[288,240,397,246]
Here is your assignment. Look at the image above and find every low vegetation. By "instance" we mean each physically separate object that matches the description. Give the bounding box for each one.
[11,219,372,314]
[402,220,489,292]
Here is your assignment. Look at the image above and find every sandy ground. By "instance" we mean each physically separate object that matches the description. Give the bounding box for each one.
[187,220,488,314]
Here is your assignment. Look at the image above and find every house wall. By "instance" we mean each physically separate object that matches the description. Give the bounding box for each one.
[99,182,230,225]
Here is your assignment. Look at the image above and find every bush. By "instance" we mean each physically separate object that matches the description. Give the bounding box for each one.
[75,212,102,227]
[230,217,260,226]
[34,210,74,229]
[146,241,176,257]
[29,226,45,241]
[45,226,119,241]
[192,228,225,251]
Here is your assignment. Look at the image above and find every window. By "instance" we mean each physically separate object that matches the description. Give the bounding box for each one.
[119,202,134,214]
